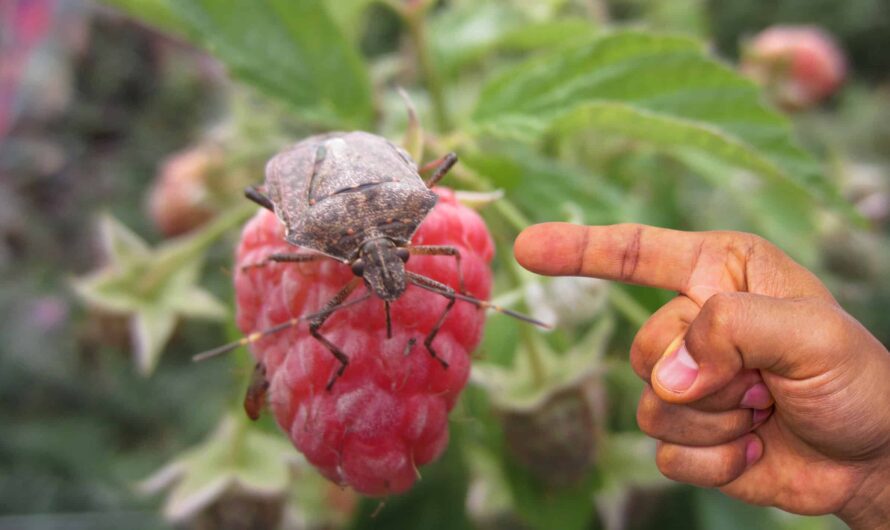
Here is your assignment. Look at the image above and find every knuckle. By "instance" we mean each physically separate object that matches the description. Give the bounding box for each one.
[737,231,770,252]
[655,443,745,488]
[718,412,754,444]
[697,292,740,340]
[639,390,753,445]
[654,444,684,482]
[615,223,644,282]
[725,231,772,259]
[815,299,847,332]
[693,370,763,412]
[629,337,653,381]
[805,299,853,352]
[710,452,746,487]
[636,388,664,437]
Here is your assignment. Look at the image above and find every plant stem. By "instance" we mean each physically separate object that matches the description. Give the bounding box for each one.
[520,320,547,388]
[228,411,248,465]
[495,231,547,388]
[607,287,651,328]
[492,198,533,234]
[404,6,451,132]
[137,202,255,295]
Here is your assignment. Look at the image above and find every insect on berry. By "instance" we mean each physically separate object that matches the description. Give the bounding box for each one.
[196,131,547,416]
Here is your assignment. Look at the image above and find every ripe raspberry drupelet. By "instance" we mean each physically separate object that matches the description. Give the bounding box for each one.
[234,187,493,496]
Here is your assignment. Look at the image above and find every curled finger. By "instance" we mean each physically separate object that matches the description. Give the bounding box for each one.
[656,433,763,488]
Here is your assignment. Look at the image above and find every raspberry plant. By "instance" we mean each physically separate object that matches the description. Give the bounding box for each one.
[68,1,868,528]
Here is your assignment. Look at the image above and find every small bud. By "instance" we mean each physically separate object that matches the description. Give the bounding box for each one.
[148,144,222,236]
[741,25,846,111]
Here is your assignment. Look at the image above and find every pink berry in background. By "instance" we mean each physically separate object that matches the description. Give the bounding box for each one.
[234,187,493,496]
[147,145,221,237]
[741,25,847,111]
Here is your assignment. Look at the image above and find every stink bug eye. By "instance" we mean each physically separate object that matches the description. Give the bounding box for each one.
[397,248,410,262]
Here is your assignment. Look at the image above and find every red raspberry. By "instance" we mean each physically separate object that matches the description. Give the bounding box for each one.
[741,25,846,111]
[234,187,493,496]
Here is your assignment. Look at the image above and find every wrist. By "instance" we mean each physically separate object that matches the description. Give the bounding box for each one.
[838,459,890,530]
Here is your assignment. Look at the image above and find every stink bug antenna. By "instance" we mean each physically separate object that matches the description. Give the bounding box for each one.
[193,293,373,362]
[405,271,551,329]
[452,291,549,327]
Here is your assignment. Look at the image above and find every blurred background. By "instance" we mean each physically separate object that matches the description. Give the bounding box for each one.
[1,0,888,529]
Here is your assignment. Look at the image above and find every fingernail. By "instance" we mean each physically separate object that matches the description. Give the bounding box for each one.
[655,341,698,392]
[740,383,773,409]
[745,437,763,468]
[752,407,772,426]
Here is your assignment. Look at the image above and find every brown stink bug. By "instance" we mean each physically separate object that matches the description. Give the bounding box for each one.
[197,132,546,407]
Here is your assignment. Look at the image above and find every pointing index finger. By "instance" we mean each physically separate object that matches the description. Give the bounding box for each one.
[514,222,725,296]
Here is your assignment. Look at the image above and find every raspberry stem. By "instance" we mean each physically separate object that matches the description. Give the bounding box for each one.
[137,202,256,296]
[496,244,548,389]
[607,287,650,327]
[520,320,547,388]
[401,2,452,133]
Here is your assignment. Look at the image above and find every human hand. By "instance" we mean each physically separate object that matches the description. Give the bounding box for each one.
[514,223,890,528]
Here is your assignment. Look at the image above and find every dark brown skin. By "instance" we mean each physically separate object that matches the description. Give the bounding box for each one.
[514,222,890,529]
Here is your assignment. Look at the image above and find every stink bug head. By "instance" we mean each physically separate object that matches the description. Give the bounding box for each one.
[353,238,410,301]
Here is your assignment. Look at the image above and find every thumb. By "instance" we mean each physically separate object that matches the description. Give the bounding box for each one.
[651,292,849,404]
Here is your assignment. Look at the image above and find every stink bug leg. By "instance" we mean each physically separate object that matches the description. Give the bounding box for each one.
[308,277,363,391]
[244,362,270,420]
[405,271,457,369]
[420,152,457,188]
[240,252,327,272]
[245,185,275,211]
[407,244,466,294]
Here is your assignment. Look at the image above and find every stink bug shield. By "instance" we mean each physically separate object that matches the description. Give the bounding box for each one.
[266,132,439,266]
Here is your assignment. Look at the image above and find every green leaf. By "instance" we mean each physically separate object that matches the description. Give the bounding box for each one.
[102,0,191,37]
[132,308,177,375]
[496,19,596,52]
[598,433,666,491]
[472,316,614,411]
[472,30,843,211]
[70,270,145,314]
[120,0,374,128]
[695,489,780,530]
[232,426,294,494]
[673,150,821,264]
[696,489,845,530]
[72,206,253,375]
[474,32,699,123]
[429,3,594,78]
[323,0,376,38]
[462,147,634,226]
[505,461,599,530]
[141,414,297,523]
[168,286,228,320]
[99,213,150,266]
